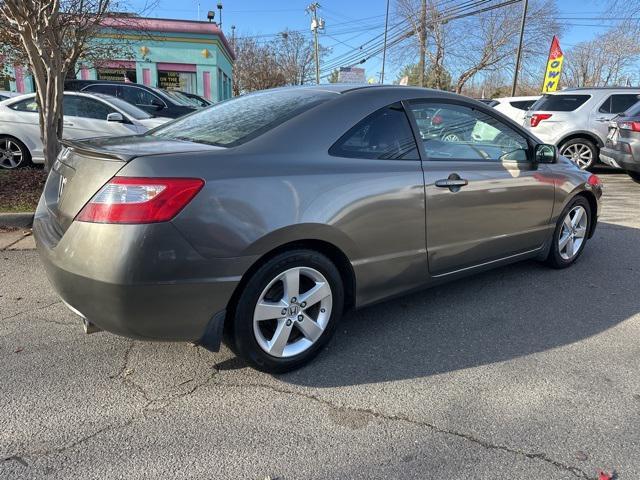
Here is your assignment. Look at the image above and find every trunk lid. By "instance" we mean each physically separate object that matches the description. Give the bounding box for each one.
[43,135,220,232]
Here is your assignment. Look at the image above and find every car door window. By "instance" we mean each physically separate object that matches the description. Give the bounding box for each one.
[120,86,164,109]
[63,95,116,120]
[83,84,119,97]
[598,94,640,114]
[408,102,529,162]
[329,103,419,160]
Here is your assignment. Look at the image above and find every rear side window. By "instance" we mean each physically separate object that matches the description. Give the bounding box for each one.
[532,94,590,112]
[329,103,419,160]
[120,86,164,108]
[510,100,536,110]
[151,89,336,147]
[598,94,640,114]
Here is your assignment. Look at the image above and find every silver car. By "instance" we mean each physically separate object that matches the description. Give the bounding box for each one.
[523,87,640,169]
[34,85,603,373]
[600,100,640,182]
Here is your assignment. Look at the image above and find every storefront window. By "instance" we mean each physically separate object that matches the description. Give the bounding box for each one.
[158,71,197,93]
[97,68,137,83]
[0,74,11,91]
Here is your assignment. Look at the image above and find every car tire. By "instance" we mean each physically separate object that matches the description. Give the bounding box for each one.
[559,138,597,170]
[232,249,344,373]
[545,196,591,269]
[0,135,32,169]
[441,131,462,142]
[627,171,640,184]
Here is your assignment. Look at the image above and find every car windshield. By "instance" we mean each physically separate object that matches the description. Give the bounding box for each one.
[91,93,152,120]
[530,94,591,112]
[153,88,193,107]
[149,89,336,147]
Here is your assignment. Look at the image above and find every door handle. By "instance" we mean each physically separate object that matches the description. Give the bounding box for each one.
[435,174,468,192]
[595,117,610,122]
[63,122,74,126]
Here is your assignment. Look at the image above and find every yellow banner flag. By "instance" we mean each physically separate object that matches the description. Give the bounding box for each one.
[542,36,564,93]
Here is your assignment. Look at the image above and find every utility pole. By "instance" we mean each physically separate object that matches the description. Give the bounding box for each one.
[380,0,390,84]
[511,0,528,96]
[418,0,426,87]
[231,25,236,52]
[307,2,322,84]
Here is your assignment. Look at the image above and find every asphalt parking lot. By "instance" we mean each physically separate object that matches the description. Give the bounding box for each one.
[1,172,639,480]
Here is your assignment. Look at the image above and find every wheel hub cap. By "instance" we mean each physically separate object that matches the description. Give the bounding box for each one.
[558,205,588,261]
[253,266,333,358]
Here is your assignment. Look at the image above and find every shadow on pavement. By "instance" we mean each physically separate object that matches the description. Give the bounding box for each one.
[280,221,639,388]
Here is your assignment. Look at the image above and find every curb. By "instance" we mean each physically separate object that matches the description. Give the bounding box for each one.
[0,212,34,229]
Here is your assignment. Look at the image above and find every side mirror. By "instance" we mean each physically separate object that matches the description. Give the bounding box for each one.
[534,143,557,164]
[106,112,124,123]
[151,99,164,110]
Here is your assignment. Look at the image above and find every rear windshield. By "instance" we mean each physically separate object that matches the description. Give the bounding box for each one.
[149,89,336,147]
[510,100,536,110]
[623,100,640,117]
[531,94,590,112]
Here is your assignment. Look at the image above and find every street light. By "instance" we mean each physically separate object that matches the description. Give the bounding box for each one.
[217,2,223,28]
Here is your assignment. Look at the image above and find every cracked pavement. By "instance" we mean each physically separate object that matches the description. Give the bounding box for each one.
[1,172,639,479]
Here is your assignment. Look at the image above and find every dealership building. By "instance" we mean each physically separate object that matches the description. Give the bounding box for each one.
[1,17,235,102]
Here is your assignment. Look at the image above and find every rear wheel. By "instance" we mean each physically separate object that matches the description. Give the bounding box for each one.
[0,136,31,169]
[232,250,344,373]
[559,138,597,170]
[545,196,591,269]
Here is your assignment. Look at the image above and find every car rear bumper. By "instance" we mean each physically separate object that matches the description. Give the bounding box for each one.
[33,200,254,344]
[600,147,640,173]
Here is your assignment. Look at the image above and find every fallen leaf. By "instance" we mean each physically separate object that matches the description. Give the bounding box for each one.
[14,347,23,354]
[575,451,588,461]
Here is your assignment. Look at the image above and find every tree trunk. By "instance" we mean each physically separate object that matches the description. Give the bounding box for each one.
[37,66,65,172]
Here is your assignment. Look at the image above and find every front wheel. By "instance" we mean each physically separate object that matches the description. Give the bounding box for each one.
[232,250,344,373]
[545,196,591,269]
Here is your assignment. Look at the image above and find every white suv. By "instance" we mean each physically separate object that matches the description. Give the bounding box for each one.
[523,87,640,169]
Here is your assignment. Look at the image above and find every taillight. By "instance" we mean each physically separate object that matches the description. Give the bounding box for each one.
[530,113,552,127]
[618,121,640,132]
[76,177,204,224]
[587,174,602,187]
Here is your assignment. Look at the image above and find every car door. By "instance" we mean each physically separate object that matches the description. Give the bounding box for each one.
[405,100,555,276]
[591,93,640,144]
[4,97,43,159]
[328,102,427,303]
[118,85,167,115]
[62,95,135,139]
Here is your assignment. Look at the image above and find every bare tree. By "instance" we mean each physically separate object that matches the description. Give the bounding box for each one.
[275,30,316,85]
[0,0,134,170]
[393,0,559,94]
[232,36,286,95]
[563,24,640,88]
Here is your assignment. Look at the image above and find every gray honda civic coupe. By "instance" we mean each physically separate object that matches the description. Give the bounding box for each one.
[34,85,603,373]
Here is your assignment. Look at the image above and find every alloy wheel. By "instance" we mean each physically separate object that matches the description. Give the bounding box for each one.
[560,143,593,169]
[0,138,24,169]
[253,266,333,358]
[558,205,588,261]
[442,132,461,142]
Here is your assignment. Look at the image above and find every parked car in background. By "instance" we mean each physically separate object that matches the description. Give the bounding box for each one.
[64,80,197,118]
[0,91,19,101]
[523,87,640,170]
[600,100,640,183]
[0,92,171,169]
[492,96,540,124]
[34,85,602,373]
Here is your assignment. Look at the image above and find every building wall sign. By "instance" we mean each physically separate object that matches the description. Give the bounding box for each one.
[97,68,137,83]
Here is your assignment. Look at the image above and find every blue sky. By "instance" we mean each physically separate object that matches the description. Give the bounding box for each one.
[129,0,617,82]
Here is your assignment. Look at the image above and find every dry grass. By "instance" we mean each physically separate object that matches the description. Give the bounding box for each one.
[0,168,47,213]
